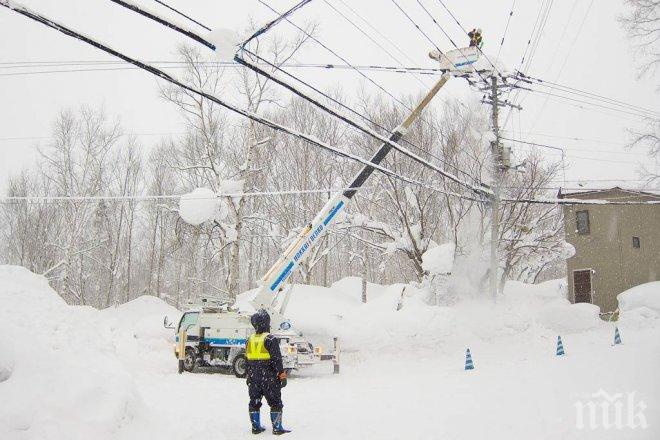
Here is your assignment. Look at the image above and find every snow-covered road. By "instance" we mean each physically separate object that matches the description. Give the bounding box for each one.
[121,325,659,440]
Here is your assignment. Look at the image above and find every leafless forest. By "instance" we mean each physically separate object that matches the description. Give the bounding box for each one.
[0,44,565,308]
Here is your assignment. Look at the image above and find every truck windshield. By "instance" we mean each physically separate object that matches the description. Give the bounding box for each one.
[178,312,199,332]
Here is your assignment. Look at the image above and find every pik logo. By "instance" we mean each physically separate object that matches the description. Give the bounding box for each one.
[574,389,649,430]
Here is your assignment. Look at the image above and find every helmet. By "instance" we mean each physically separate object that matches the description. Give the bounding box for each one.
[476,28,482,34]
[250,309,271,333]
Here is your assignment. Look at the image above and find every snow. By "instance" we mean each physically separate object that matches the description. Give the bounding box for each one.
[618,281,660,313]
[221,178,245,208]
[421,242,455,274]
[207,28,242,61]
[618,282,660,329]
[2,266,660,439]
[560,241,577,259]
[178,187,220,226]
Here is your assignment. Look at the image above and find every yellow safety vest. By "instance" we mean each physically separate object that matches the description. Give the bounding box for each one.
[246,333,271,361]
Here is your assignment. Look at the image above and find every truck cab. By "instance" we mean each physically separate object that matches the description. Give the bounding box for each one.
[170,303,328,376]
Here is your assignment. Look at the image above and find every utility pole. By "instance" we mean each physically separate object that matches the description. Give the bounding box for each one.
[481,74,521,301]
[489,75,501,302]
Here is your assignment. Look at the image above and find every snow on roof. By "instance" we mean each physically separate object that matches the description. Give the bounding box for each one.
[558,185,660,200]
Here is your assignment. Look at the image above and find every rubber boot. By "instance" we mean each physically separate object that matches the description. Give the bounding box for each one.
[250,411,266,434]
[271,411,291,435]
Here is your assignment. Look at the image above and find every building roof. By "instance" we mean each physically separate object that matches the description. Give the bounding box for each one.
[558,186,660,202]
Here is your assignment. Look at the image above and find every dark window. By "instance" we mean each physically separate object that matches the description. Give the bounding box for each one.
[573,270,592,303]
[576,210,590,235]
[633,236,640,249]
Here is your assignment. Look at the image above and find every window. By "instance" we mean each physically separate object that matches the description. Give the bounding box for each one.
[633,236,641,249]
[576,210,590,235]
[178,312,199,332]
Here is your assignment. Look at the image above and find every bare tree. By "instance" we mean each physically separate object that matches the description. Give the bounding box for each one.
[620,1,660,185]
[619,0,660,76]
[498,154,564,287]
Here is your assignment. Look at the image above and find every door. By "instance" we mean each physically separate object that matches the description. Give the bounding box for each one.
[573,270,592,303]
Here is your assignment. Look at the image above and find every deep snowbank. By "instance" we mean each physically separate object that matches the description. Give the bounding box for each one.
[618,281,660,312]
[237,276,602,354]
[0,266,177,440]
[617,281,660,329]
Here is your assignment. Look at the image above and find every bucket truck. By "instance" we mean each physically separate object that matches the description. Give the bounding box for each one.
[168,53,473,377]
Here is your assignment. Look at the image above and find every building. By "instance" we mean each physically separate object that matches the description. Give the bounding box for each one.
[560,187,660,313]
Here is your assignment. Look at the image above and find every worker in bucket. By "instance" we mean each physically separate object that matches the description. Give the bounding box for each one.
[468,28,483,48]
[246,309,290,435]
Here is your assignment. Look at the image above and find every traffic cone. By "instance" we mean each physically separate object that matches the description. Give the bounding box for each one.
[613,327,622,345]
[464,348,475,370]
[556,335,565,356]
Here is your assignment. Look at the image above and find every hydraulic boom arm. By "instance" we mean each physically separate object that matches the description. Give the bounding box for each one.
[250,73,451,323]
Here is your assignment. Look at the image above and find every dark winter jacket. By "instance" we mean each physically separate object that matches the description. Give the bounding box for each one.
[246,310,284,379]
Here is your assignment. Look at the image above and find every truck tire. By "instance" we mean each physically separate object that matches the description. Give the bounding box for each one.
[232,353,247,378]
[182,347,197,372]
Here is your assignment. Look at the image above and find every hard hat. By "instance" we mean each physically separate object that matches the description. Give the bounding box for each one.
[476,28,482,34]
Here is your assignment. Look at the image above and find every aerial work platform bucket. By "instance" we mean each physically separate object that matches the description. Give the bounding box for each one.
[429,46,480,73]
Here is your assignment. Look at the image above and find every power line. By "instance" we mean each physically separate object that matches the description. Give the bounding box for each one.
[322,0,427,87]
[317,0,476,181]
[518,0,547,73]
[502,137,647,155]
[506,138,644,165]
[520,86,657,119]
[433,0,505,79]
[552,0,595,84]
[152,0,211,32]
[109,0,476,185]
[390,0,442,55]
[0,0,488,202]
[0,131,184,142]
[502,0,552,124]
[72,0,485,189]
[244,0,486,186]
[253,0,435,122]
[519,73,660,118]
[500,130,631,146]
[240,0,312,48]
[522,0,554,75]
[108,0,215,50]
[0,186,379,202]
[496,0,516,64]
[334,0,432,86]
[414,0,490,84]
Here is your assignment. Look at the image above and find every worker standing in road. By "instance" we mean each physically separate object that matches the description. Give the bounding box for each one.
[246,309,290,435]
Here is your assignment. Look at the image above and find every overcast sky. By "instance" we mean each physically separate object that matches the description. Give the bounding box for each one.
[1,0,658,191]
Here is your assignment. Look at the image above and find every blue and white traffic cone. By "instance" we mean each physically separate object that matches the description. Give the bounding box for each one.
[613,327,622,345]
[556,335,565,356]
[464,348,475,370]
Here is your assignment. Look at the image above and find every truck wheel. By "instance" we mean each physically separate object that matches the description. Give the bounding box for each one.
[232,354,247,378]
[182,348,197,372]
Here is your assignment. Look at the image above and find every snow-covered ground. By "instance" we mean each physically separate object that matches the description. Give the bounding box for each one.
[1,266,658,439]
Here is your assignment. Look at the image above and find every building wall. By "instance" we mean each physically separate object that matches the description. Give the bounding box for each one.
[563,190,660,313]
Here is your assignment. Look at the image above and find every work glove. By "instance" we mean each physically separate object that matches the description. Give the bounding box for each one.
[278,371,287,388]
